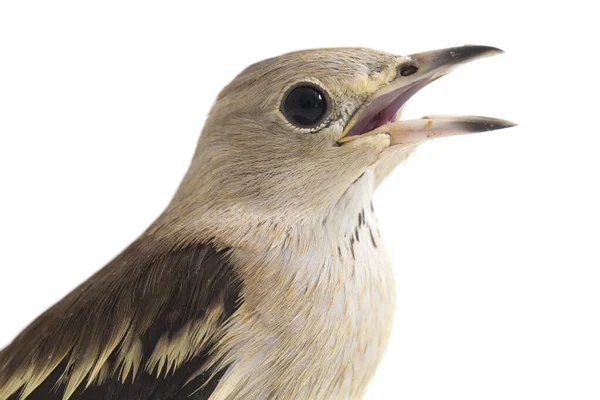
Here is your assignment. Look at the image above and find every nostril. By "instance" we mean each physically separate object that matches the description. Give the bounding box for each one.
[399,64,418,77]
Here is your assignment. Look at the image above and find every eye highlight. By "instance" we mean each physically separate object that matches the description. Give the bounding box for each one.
[281,83,328,128]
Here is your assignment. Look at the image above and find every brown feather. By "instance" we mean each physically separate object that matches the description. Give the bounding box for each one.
[0,239,242,400]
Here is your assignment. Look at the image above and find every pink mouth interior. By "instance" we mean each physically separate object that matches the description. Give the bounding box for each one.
[345,84,424,138]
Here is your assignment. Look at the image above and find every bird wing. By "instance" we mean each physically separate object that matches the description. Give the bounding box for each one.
[0,240,241,400]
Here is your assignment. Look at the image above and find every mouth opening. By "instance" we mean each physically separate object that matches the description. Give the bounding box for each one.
[338,46,516,144]
[344,83,424,138]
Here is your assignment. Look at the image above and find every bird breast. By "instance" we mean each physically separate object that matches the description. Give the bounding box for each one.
[209,175,396,399]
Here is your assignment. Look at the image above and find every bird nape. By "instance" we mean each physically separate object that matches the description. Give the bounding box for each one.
[0,45,515,400]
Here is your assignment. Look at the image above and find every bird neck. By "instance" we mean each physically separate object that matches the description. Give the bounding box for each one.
[148,170,377,255]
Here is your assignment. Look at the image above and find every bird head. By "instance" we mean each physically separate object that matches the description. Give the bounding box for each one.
[166,46,514,245]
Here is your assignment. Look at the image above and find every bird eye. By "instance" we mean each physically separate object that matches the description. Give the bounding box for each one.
[281,84,328,128]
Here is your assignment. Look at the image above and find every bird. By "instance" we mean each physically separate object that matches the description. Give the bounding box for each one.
[0,45,515,400]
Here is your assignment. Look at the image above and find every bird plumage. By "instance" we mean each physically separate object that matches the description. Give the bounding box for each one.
[0,45,512,399]
[0,171,394,400]
[0,240,241,399]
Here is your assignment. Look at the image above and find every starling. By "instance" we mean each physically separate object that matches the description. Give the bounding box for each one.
[0,45,515,399]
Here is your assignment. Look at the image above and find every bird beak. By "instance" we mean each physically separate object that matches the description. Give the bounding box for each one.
[338,45,517,146]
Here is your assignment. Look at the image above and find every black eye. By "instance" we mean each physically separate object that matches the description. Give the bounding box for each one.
[281,84,328,128]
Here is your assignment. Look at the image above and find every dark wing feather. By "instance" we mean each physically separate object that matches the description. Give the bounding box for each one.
[0,240,241,400]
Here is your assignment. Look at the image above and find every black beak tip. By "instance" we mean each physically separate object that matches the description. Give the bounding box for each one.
[464,117,518,133]
[448,45,505,63]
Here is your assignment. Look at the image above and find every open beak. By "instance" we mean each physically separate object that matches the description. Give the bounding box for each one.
[338,45,516,146]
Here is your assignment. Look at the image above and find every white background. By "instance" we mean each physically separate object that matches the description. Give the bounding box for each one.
[0,1,598,399]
